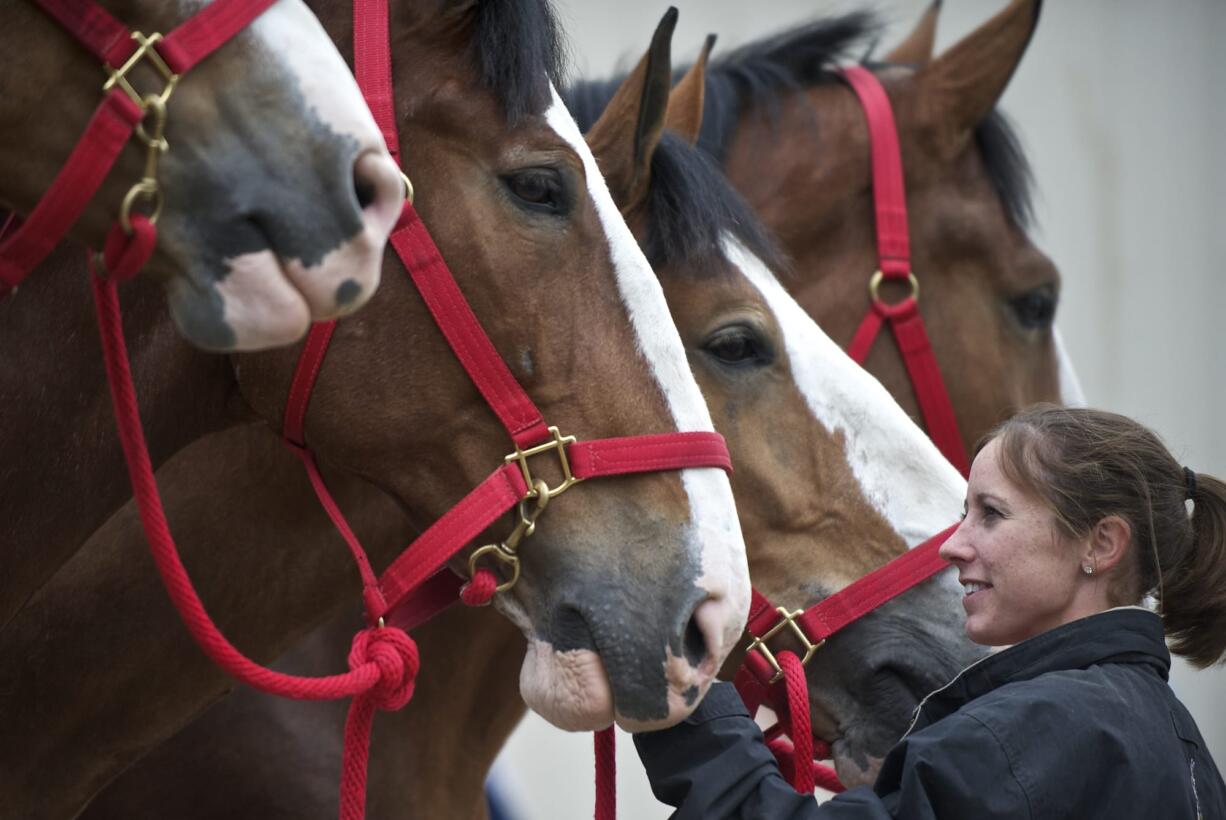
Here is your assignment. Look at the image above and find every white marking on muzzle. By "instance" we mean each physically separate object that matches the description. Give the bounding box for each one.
[722,235,965,549]
[544,87,749,677]
[1053,327,1087,407]
[250,1,385,150]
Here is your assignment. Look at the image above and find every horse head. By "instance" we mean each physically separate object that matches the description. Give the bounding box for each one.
[236,0,749,733]
[0,0,405,350]
[579,29,985,789]
[705,0,1083,456]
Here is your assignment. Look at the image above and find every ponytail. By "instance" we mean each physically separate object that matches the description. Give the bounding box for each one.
[1162,472,1226,668]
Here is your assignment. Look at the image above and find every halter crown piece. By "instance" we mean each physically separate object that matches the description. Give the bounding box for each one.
[86,1,732,818]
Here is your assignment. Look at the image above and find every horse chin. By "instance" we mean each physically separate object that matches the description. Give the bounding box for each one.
[519,639,615,732]
[163,253,309,352]
[830,736,884,789]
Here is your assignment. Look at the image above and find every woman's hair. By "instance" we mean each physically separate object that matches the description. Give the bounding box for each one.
[981,404,1226,667]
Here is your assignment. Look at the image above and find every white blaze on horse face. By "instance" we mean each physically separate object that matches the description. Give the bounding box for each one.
[210,0,403,349]
[1053,327,1087,407]
[509,87,749,731]
[722,235,965,548]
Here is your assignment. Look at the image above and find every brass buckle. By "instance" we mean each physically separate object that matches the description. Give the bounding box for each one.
[103,32,180,110]
[868,270,919,307]
[505,426,583,501]
[746,607,825,684]
[466,479,551,600]
[103,33,180,235]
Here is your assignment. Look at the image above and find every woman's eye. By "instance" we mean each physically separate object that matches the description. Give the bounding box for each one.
[704,327,770,367]
[505,170,565,213]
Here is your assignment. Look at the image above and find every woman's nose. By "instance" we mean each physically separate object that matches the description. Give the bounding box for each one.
[940,521,974,563]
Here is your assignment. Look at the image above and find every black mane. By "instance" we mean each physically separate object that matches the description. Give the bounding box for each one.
[472,0,568,124]
[565,10,1035,228]
[643,131,786,275]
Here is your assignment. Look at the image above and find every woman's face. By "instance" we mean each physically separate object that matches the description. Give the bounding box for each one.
[939,438,1086,647]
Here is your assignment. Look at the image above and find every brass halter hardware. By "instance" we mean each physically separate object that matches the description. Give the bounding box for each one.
[746,606,826,684]
[467,427,584,598]
[868,270,919,307]
[103,33,180,234]
[400,171,415,206]
[505,426,584,501]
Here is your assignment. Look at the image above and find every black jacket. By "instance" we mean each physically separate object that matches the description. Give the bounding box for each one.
[635,609,1225,819]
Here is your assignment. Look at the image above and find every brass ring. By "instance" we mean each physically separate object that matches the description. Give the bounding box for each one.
[400,171,415,206]
[467,543,521,597]
[868,270,919,306]
[119,180,164,234]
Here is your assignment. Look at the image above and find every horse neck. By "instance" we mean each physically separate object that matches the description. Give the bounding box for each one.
[0,242,240,631]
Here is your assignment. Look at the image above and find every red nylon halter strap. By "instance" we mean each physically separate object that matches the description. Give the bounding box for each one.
[839,66,969,477]
[281,199,735,625]
[0,0,278,297]
[731,522,958,792]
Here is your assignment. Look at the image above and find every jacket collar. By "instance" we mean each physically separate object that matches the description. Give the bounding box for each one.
[909,608,1170,734]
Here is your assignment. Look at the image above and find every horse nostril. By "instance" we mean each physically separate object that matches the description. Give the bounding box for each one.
[350,151,406,234]
[353,170,376,209]
[683,609,708,667]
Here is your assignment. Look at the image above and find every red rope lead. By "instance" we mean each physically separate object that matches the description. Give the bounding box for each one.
[595,726,617,820]
[89,272,417,819]
[779,651,815,794]
[459,568,498,607]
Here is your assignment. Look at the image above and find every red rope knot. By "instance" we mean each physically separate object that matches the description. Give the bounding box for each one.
[347,625,419,711]
[100,216,157,283]
[460,568,498,607]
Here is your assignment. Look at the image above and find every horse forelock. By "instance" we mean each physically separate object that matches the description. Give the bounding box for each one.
[471,0,569,124]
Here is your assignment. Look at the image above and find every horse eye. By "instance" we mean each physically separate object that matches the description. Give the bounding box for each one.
[704,326,771,367]
[1010,285,1057,330]
[504,169,565,214]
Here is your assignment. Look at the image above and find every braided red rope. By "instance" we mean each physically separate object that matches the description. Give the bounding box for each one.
[89,271,417,820]
[779,651,815,794]
[459,568,498,607]
[595,726,617,820]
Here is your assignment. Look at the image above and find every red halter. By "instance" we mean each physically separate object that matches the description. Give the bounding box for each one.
[720,67,969,797]
[840,66,970,477]
[732,524,957,794]
[0,0,280,297]
[88,2,733,818]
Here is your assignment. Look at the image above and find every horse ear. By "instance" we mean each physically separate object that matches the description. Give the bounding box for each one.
[885,0,940,67]
[908,0,1040,158]
[665,34,716,146]
[585,7,677,213]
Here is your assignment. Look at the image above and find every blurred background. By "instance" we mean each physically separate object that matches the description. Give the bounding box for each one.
[490,0,1226,815]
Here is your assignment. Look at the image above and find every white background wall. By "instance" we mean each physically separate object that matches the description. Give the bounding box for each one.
[492,1,1226,816]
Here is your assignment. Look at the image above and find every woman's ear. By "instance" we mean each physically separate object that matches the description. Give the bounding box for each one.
[1085,515,1132,576]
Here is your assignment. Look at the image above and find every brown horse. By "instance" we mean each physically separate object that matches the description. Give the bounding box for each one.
[704,0,1084,449]
[86,16,981,817]
[0,1,406,350]
[0,3,750,816]
[567,0,1082,462]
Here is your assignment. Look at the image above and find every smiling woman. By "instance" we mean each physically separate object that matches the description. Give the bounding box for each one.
[637,404,1226,819]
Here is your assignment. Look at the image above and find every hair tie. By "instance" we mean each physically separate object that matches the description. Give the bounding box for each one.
[1184,466,1197,500]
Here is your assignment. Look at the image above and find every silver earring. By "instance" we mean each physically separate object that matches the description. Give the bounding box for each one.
[1082,564,1094,575]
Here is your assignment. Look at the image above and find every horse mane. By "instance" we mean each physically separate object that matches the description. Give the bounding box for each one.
[471,0,569,124]
[643,131,786,275]
[565,10,1035,229]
